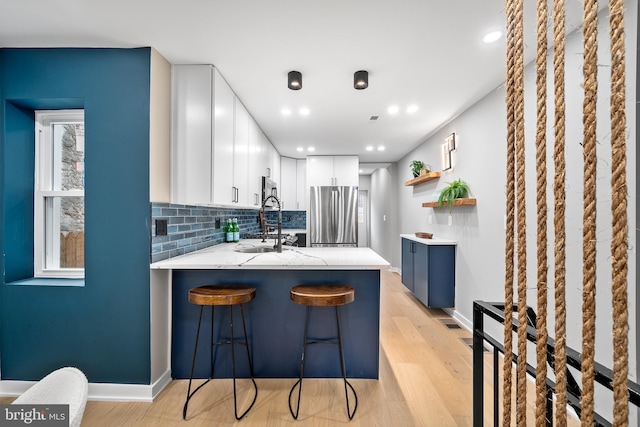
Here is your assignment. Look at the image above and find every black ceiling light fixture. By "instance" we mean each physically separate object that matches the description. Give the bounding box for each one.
[354,70,368,90]
[288,71,302,90]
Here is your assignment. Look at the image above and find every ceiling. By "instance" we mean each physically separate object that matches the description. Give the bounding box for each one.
[0,0,589,167]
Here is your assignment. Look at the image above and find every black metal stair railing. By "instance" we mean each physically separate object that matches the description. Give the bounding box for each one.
[472,300,640,426]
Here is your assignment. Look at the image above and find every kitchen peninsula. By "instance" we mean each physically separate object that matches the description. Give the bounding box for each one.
[150,241,389,380]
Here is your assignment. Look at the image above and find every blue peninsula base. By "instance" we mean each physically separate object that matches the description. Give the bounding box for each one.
[171,269,380,379]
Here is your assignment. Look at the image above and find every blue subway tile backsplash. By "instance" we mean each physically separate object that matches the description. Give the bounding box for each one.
[150,203,306,263]
[264,210,307,230]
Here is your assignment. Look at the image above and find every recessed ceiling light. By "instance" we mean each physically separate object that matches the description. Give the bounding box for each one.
[359,169,363,173]
[483,30,503,43]
[296,147,304,152]
[281,108,292,115]
[406,105,418,114]
[387,105,399,114]
[307,147,315,152]
[299,107,310,115]
[377,146,385,151]
[366,146,374,151]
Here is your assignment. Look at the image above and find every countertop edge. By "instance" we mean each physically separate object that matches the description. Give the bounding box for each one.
[400,234,457,245]
[150,264,390,270]
[149,241,390,270]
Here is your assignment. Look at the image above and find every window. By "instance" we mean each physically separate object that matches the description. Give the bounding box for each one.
[34,110,85,278]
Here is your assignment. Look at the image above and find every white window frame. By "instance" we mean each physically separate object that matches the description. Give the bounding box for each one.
[34,110,85,278]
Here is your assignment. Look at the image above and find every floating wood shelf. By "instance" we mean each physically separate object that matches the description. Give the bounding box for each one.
[422,198,477,208]
[404,172,441,186]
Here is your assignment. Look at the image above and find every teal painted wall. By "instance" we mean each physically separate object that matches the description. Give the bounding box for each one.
[0,48,152,384]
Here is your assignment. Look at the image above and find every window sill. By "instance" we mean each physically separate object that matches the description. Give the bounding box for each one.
[6,278,85,287]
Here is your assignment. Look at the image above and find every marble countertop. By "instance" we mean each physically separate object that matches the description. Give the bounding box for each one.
[150,239,389,270]
[400,234,458,245]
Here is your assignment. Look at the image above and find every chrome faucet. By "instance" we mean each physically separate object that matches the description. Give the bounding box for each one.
[261,194,283,253]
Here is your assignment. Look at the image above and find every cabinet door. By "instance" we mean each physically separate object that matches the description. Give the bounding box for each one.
[171,65,213,205]
[233,98,249,206]
[333,156,359,186]
[269,142,281,186]
[212,68,235,205]
[401,238,414,292]
[427,245,456,308]
[247,119,262,207]
[263,139,273,179]
[280,157,297,210]
[296,159,307,210]
[306,156,334,186]
[413,242,429,306]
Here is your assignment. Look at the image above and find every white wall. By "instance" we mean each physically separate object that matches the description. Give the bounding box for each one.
[369,164,400,266]
[392,2,637,418]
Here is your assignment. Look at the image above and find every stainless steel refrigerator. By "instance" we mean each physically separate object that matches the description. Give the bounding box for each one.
[309,186,358,247]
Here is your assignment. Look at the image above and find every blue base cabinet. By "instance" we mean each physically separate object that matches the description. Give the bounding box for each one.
[401,237,455,308]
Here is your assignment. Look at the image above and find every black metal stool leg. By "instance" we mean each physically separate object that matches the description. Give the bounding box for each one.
[336,306,358,420]
[183,305,211,419]
[289,305,311,419]
[232,303,258,420]
[210,305,215,376]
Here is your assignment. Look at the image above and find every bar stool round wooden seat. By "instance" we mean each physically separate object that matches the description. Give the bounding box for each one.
[183,285,258,421]
[288,285,358,420]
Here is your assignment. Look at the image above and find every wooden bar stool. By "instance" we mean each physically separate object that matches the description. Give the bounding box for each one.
[288,284,358,420]
[183,285,258,421]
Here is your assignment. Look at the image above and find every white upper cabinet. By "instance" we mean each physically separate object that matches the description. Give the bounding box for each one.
[247,119,264,207]
[172,64,272,208]
[211,68,235,206]
[171,65,213,205]
[232,98,250,206]
[296,159,307,210]
[306,155,358,187]
[280,157,296,210]
[280,157,306,210]
[267,141,281,186]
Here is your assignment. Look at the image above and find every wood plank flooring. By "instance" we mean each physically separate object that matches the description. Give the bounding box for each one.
[1,270,555,426]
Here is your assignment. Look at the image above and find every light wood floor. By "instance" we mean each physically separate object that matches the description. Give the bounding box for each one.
[0,270,525,426]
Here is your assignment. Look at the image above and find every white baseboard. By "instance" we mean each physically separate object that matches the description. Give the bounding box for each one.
[0,370,172,402]
[151,370,172,400]
[447,308,472,332]
[388,267,400,274]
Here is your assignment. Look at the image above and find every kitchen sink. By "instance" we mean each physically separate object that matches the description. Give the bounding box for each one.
[235,246,287,254]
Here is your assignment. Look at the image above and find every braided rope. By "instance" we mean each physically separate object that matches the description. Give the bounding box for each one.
[513,0,528,424]
[552,0,567,424]
[534,0,549,424]
[503,0,516,423]
[609,0,629,425]
[581,0,598,424]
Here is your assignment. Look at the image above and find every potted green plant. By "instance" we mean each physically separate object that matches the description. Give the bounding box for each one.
[437,179,470,211]
[410,160,430,178]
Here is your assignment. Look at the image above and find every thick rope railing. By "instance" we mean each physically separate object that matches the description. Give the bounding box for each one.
[502,1,629,425]
[534,0,549,424]
[581,0,598,424]
[552,0,568,425]
[609,0,629,425]
[513,0,528,424]
[503,0,516,424]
